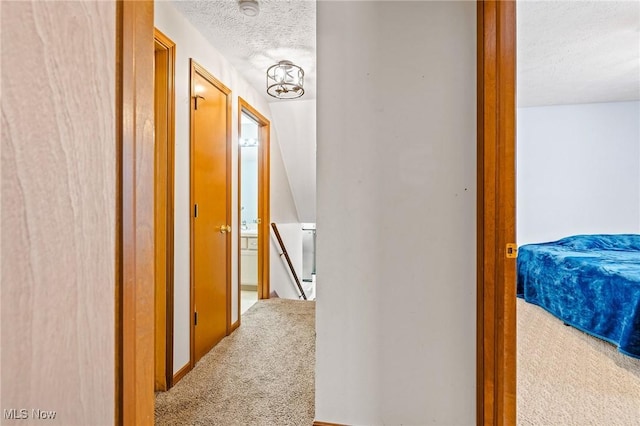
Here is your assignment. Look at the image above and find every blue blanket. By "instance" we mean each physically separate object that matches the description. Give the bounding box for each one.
[517,234,640,359]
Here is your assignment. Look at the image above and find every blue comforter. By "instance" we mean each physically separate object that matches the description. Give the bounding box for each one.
[517,234,640,358]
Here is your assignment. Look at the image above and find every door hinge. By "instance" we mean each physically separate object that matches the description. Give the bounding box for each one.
[194,311,198,326]
[506,243,518,259]
[194,203,198,218]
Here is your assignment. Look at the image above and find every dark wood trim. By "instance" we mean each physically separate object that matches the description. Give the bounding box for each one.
[313,422,348,426]
[153,28,176,391]
[238,97,271,307]
[172,362,191,386]
[230,319,240,333]
[117,0,155,424]
[477,1,517,425]
[189,59,233,369]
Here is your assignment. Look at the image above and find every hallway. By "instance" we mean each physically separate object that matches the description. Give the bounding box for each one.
[155,299,315,425]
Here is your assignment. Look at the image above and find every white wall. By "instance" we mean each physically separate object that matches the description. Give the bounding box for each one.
[517,101,640,245]
[316,2,477,425]
[2,1,115,423]
[270,100,317,223]
[155,1,299,375]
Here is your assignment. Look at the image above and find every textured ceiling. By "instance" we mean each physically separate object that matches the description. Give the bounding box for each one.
[172,1,639,107]
[172,0,316,103]
[518,1,640,107]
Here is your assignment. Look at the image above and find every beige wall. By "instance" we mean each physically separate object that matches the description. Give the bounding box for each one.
[1,2,115,424]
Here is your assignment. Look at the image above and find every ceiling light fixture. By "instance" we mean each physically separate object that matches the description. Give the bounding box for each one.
[266,60,305,99]
[238,0,260,17]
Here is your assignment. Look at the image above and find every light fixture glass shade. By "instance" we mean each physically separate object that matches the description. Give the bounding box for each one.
[266,60,305,99]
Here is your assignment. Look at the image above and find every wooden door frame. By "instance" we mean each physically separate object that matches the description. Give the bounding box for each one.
[118,0,517,423]
[188,59,233,369]
[116,0,155,424]
[477,1,517,425]
[153,28,176,391]
[236,97,271,329]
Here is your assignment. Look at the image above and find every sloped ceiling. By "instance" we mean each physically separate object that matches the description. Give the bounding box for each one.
[269,100,316,222]
[518,1,640,107]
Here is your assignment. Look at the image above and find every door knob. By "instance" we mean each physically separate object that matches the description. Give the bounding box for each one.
[219,225,231,234]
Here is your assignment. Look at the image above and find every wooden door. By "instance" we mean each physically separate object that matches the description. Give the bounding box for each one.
[190,60,232,364]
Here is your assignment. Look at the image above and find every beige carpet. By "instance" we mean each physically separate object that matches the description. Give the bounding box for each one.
[517,298,640,425]
[156,297,639,425]
[155,299,315,426]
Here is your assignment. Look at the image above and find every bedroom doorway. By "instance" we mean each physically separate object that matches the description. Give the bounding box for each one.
[237,98,271,321]
[514,2,640,424]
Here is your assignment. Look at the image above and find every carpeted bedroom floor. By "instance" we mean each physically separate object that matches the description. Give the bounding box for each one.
[517,298,640,425]
[155,297,640,425]
[155,299,315,426]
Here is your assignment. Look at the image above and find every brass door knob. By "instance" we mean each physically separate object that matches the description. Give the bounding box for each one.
[219,225,231,234]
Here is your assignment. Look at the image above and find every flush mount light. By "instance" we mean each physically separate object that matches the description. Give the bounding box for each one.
[238,0,260,17]
[266,60,305,99]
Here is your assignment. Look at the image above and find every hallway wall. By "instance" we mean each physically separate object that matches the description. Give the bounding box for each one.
[154,1,300,375]
[1,1,116,423]
[316,1,477,424]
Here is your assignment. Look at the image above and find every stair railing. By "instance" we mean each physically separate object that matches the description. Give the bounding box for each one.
[271,223,307,300]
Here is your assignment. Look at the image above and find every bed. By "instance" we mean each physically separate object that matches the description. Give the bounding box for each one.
[517,234,640,359]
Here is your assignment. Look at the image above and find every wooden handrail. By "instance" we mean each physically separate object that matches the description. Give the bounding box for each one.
[271,223,307,300]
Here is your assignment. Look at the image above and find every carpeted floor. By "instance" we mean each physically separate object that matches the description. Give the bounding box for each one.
[517,298,640,425]
[155,299,315,426]
[156,297,640,425]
